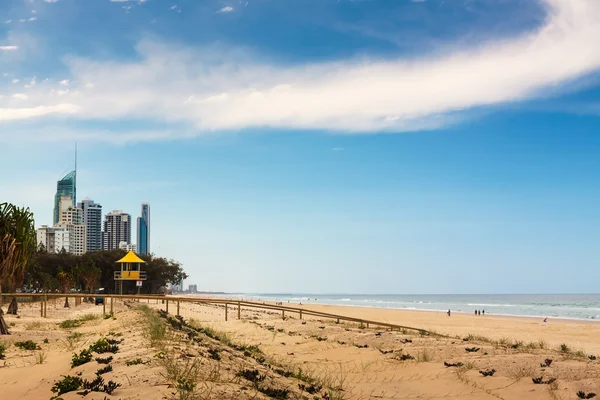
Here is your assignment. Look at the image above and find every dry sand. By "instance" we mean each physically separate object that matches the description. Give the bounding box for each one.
[1,298,599,400]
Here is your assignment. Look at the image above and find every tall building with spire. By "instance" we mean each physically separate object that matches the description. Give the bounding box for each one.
[53,171,76,225]
[137,203,150,254]
[53,144,77,225]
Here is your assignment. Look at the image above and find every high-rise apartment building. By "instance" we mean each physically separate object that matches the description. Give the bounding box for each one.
[57,195,86,255]
[36,225,70,253]
[118,241,138,252]
[53,171,76,225]
[137,203,150,254]
[102,210,132,251]
[78,198,102,252]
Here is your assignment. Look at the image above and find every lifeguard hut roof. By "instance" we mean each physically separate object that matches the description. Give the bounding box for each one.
[116,250,146,264]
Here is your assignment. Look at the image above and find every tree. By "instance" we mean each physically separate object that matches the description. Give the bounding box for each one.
[0,203,36,329]
[57,268,73,308]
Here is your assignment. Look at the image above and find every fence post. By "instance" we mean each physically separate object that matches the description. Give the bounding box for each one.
[40,297,44,317]
[225,303,228,321]
[282,310,285,320]
[166,300,169,314]
[110,296,113,314]
[177,301,180,317]
[103,298,106,316]
[237,301,241,320]
[299,310,302,320]
[43,295,47,318]
[366,322,369,329]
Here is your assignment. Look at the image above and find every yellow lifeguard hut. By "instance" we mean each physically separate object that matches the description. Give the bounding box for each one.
[114,250,147,294]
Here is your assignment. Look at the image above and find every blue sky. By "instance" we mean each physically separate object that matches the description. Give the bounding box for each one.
[1,0,599,294]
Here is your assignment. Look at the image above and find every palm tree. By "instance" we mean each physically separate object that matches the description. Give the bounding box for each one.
[0,203,36,333]
[57,268,73,308]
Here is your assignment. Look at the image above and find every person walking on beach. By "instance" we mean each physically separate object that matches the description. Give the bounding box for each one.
[447,309,451,317]
[474,310,478,315]
[482,310,485,315]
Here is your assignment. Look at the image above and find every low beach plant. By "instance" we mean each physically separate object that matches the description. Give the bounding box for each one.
[51,375,83,396]
[59,319,82,329]
[71,349,93,368]
[95,356,113,364]
[35,351,47,364]
[15,340,39,350]
[0,343,6,359]
[96,364,113,375]
[90,338,119,354]
[126,358,148,366]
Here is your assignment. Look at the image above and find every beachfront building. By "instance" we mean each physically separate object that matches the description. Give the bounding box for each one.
[36,225,70,253]
[78,198,102,252]
[188,284,198,293]
[102,210,132,251]
[53,170,76,225]
[119,241,137,253]
[137,202,150,255]
[56,195,86,255]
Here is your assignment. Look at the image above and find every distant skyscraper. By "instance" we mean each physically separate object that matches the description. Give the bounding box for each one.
[78,198,102,252]
[53,171,76,225]
[137,203,150,255]
[37,225,70,253]
[56,195,86,255]
[102,210,131,251]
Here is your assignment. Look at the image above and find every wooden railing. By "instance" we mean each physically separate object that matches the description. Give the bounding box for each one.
[0,293,443,336]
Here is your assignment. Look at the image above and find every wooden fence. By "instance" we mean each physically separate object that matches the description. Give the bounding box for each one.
[0,293,442,336]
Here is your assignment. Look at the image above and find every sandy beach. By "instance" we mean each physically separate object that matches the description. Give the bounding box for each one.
[1,297,599,399]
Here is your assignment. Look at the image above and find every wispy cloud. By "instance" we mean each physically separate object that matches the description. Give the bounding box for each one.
[1,0,600,141]
[218,6,234,13]
[0,45,18,51]
[332,147,344,151]
[43,0,58,3]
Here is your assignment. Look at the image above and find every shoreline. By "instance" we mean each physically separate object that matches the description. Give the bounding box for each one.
[179,293,600,324]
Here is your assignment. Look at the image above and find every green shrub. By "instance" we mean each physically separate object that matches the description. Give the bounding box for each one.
[126,358,148,366]
[59,319,82,329]
[51,375,83,395]
[96,365,113,375]
[71,349,93,368]
[95,356,114,364]
[0,343,6,359]
[236,369,265,384]
[90,338,119,354]
[258,386,289,399]
[15,340,39,350]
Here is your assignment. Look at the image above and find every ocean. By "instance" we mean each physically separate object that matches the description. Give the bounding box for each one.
[221,293,600,321]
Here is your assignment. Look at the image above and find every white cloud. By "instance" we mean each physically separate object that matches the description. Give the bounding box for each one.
[2,0,600,141]
[28,17,37,22]
[59,79,70,86]
[5,20,11,24]
[11,79,20,84]
[332,147,344,151]
[43,0,58,3]
[19,19,26,22]
[218,6,234,13]
[110,0,147,2]
[0,104,79,120]
[12,93,29,100]
[0,46,18,51]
